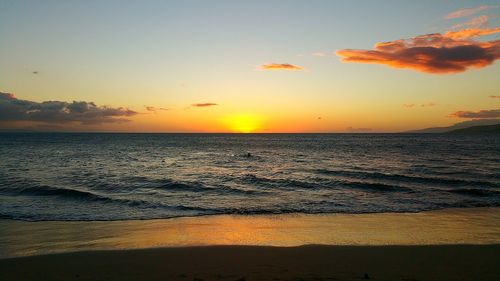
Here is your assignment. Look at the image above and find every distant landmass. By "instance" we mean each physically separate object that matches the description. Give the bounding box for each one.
[405,119,500,133]
[448,124,500,134]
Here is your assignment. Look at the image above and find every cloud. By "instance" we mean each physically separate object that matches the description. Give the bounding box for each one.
[403,102,436,108]
[261,63,303,70]
[191,103,218,107]
[445,5,495,19]
[0,92,137,125]
[145,106,168,112]
[452,15,489,29]
[449,109,500,119]
[444,27,500,39]
[490,95,500,99]
[421,102,436,107]
[336,30,500,74]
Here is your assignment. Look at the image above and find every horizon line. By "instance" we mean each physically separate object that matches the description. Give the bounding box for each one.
[0,131,433,134]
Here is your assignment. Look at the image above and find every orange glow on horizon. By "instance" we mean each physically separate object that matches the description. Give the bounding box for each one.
[222,114,263,133]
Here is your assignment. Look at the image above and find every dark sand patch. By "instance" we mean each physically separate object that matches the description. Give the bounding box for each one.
[1,245,499,281]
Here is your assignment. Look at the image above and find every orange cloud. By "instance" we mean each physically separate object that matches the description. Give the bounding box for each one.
[192,103,218,107]
[490,95,500,99]
[261,63,303,70]
[336,31,500,74]
[449,109,500,119]
[444,27,500,39]
[445,5,494,19]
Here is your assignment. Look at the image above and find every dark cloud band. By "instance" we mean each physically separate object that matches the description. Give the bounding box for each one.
[0,92,137,125]
[191,103,218,107]
[449,109,500,119]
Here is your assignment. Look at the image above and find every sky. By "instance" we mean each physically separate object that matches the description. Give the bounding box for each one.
[0,0,499,132]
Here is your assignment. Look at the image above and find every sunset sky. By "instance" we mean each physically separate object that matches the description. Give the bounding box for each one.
[1,0,499,132]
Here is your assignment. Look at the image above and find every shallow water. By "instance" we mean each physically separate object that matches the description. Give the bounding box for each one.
[0,133,499,221]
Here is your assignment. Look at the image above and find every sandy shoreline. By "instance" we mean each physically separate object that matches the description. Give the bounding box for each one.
[1,208,499,280]
[0,208,500,281]
[1,244,499,281]
[1,207,499,258]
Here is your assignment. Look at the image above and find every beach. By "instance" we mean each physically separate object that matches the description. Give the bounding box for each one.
[1,207,499,280]
[1,245,499,281]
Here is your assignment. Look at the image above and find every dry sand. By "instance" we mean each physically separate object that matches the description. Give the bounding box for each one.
[1,244,499,281]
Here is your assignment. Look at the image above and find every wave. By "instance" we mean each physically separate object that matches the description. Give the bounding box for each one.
[447,188,500,197]
[0,183,229,215]
[151,179,265,195]
[239,173,411,192]
[0,176,263,209]
[342,181,411,192]
[0,185,111,202]
[315,169,499,188]
[155,179,207,192]
[240,174,322,189]
[10,201,500,222]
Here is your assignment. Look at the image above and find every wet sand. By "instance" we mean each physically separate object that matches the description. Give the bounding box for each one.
[1,207,499,258]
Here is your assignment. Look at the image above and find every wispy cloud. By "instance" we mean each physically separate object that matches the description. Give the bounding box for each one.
[336,30,500,74]
[421,102,436,107]
[145,106,169,112]
[403,102,436,108]
[490,95,500,99]
[191,103,218,107]
[445,5,495,19]
[0,92,137,124]
[261,63,303,71]
[449,109,500,119]
[452,15,489,29]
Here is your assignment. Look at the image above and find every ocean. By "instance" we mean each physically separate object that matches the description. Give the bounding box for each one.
[0,133,498,221]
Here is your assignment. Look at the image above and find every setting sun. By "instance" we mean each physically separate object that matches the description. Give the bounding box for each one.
[223,114,263,133]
